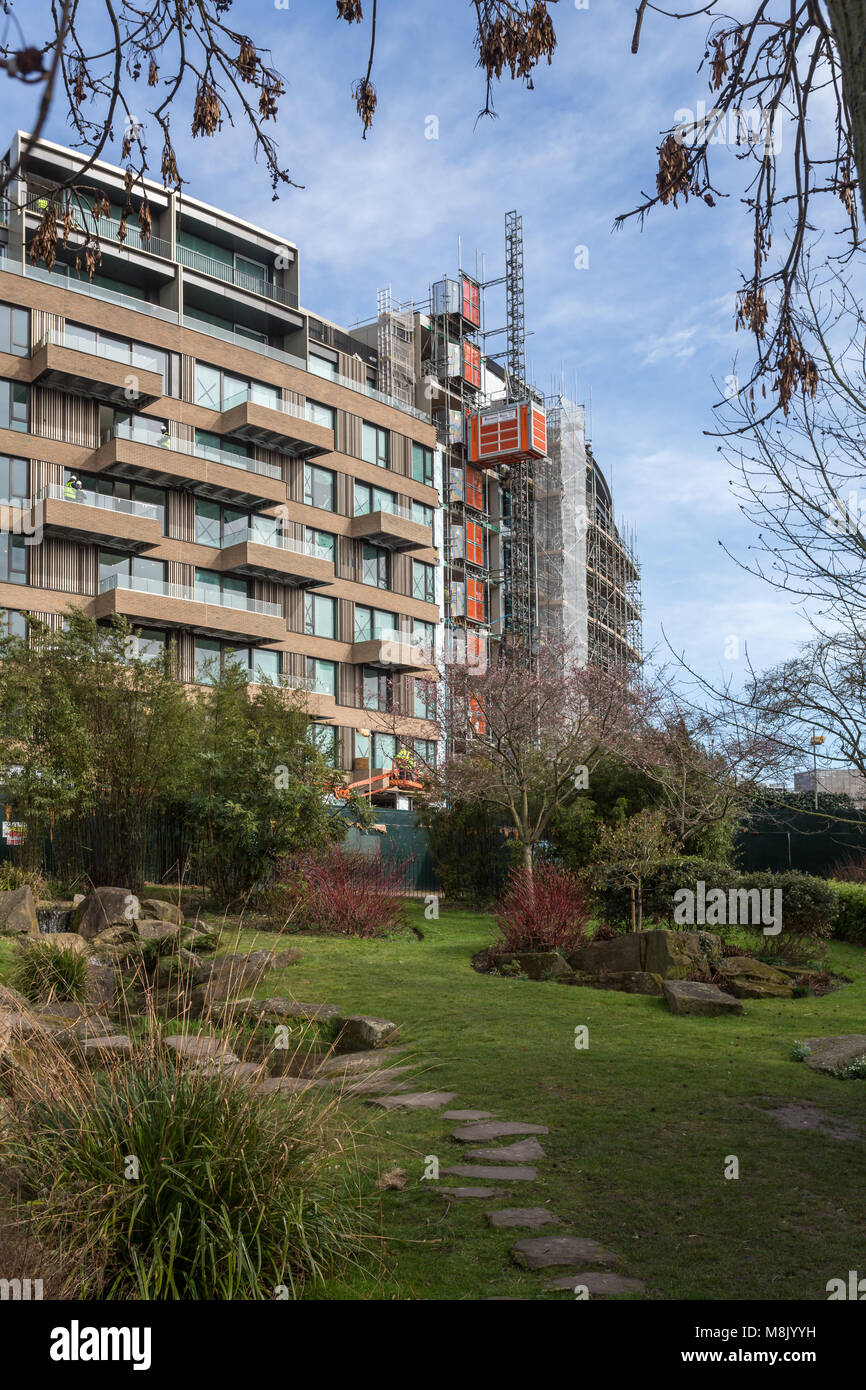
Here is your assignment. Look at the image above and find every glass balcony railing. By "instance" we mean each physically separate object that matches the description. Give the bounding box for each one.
[355,500,422,526]
[177,244,298,309]
[98,572,283,618]
[375,628,434,662]
[35,483,161,522]
[36,329,166,380]
[102,421,283,481]
[331,369,430,425]
[221,520,332,564]
[221,385,310,425]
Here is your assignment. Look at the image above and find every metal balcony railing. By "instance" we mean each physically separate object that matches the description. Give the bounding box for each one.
[98,572,283,618]
[177,244,298,309]
[94,215,172,260]
[102,422,283,482]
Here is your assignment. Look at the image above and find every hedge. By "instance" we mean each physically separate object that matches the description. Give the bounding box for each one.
[828,880,866,944]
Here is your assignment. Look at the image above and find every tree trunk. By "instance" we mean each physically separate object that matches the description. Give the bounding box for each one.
[828,0,866,218]
[521,840,534,876]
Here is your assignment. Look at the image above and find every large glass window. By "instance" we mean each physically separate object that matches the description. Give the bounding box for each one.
[0,380,28,432]
[0,302,29,357]
[304,464,336,512]
[362,421,390,468]
[194,362,221,409]
[305,657,336,697]
[195,637,221,683]
[304,592,336,639]
[98,552,165,590]
[362,543,389,590]
[372,732,397,769]
[354,482,396,517]
[131,628,167,663]
[194,428,249,463]
[308,722,337,763]
[414,679,437,721]
[413,559,436,604]
[2,609,28,640]
[0,534,26,584]
[194,499,221,547]
[412,500,434,529]
[354,605,395,643]
[305,400,335,431]
[0,455,28,502]
[362,665,391,712]
[412,442,435,486]
[305,527,335,563]
[309,352,337,382]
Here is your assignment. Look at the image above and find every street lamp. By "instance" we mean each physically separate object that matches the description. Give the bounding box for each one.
[810,730,825,811]
[358,728,372,801]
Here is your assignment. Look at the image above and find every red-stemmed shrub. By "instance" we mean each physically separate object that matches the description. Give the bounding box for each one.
[494,864,591,952]
[272,847,410,938]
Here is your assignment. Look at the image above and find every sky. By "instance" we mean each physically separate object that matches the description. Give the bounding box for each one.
[0,0,831,687]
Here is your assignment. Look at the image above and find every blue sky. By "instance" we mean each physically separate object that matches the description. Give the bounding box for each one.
[2,0,818,684]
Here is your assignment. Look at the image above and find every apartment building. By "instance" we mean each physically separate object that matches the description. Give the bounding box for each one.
[0,132,441,783]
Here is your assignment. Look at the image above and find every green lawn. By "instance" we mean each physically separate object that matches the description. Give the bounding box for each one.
[5,904,866,1301]
[214,904,866,1301]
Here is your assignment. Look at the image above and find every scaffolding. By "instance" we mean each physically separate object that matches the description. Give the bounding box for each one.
[376,287,416,410]
[536,395,589,663]
[585,443,642,670]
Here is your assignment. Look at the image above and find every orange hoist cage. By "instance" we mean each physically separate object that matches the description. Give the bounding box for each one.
[461,277,481,327]
[467,401,547,468]
[462,341,481,389]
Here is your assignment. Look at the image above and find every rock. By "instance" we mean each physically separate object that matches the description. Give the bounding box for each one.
[139,899,184,925]
[84,961,117,1011]
[442,1109,497,1121]
[564,970,664,996]
[335,1015,398,1051]
[209,997,339,1026]
[452,1120,549,1143]
[511,1236,617,1269]
[155,949,209,987]
[136,920,182,944]
[727,979,793,1000]
[222,1061,266,1085]
[642,929,721,981]
[489,951,573,981]
[191,950,283,1005]
[803,1035,866,1075]
[444,1164,536,1181]
[31,932,90,957]
[544,1272,646,1296]
[74,888,140,941]
[0,984,29,1011]
[257,1075,319,1095]
[717,956,791,984]
[369,1091,457,1110]
[75,1013,113,1039]
[663,979,744,1017]
[0,886,39,937]
[340,1069,412,1096]
[316,1045,409,1075]
[566,935,642,974]
[487,1208,562,1229]
[164,1033,240,1068]
[436,1187,505,1200]
[466,1138,547,1162]
[90,924,138,953]
[83,1035,132,1064]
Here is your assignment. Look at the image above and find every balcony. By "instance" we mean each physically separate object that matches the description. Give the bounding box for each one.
[219,523,335,588]
[30,331,164,408]
[94,424,287,507]
[178,245,298,309]
[93,573,287,642]
[94,215,172,261]
[351,628,437,674]
[283,673,337,720]
[33,484,164,550]
[220,388,333,460]
[349,506,433,553]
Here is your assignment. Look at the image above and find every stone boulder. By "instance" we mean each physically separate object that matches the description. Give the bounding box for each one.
[490,950,574,981]
[663,979,743,1017]
[716,956,794,1000]
[164,1033,240,1069]
[566,935,643,974]
[73,887,140,942]
[335,1015,398,1051]
[0,885,39,937]
[136,919,182,945]
[83,1035,133,1065]
[140,899,184,926]
[564,970,664,996]
[803,1035,866,1075]
[191,949,302,1008]
[33,932,90,957]
[642,929,721,981]
[84,960,117,1011]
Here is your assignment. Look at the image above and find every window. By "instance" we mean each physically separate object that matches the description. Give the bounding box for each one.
[305,528,335,563]
[305,657,336,697]
[195,637,221,683]
[362,543,389,589]
[354,482,396,517]
[413,560,436,604]
[194,362,274,412]
[131,628,166,663]
[308,722,337,763]
[372,732,397,769]
[0,534,26,585]
[194,568,248,606]
[412,500,434,529]
[0,302,29,357]
[412,442,435,486]
[414,679,437,721]
[194,363,221,409]
[413,620,435,653]
[354,606,395,642]
[362,421,390,469]
[362,665,391,712]
[309,351,337,382]
[2,609,27,640]
[304,592,336,640]
[194,429,249,463]
[0,380,27,432]
[304,463,336,512]
[305,400,335,431]
[251,648,281,682]
[0,455,28,503]
[414,738,439,766]
[98,552,165,590]
[195,500,221,547]
[86,473,165,529]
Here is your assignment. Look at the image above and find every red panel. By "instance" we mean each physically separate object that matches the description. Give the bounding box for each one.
[465,465,483,510]
[461,277,480,327]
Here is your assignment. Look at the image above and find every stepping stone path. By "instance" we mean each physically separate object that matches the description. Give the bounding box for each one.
[544,1272,646,1296]
[371,1091,458,1111]
[442,1109,495,1121]
[510,1236,618,1269]
[452,1121,548,1142]
[437,1187,505,1201]
[487,1208,561,1230]
[444,1164,538,1182]
[466,1138,547,1162]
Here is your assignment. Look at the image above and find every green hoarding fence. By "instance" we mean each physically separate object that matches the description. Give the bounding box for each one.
[339,807,439,894]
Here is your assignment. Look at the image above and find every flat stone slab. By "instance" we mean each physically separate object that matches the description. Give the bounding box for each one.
[545,1272,646,1296]
[256,1075,315,1095]
[444,1164,537,1181]
[339,1068,413,1095]
[369,1091,457,1111]
[442,1109,496,1121]
[317,1045,409,1076]
[164,1033,240,1066]
[452,1121,549,1143]
[82,1034,132,1062]
[803,1035,866,1074]
[436,1186,506,1200]
[663,979,743,1017]
[487,1208,562,1230]
[466,1138,547,1163]
[511,1236,618,1269]
[335,1015,399,1051]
